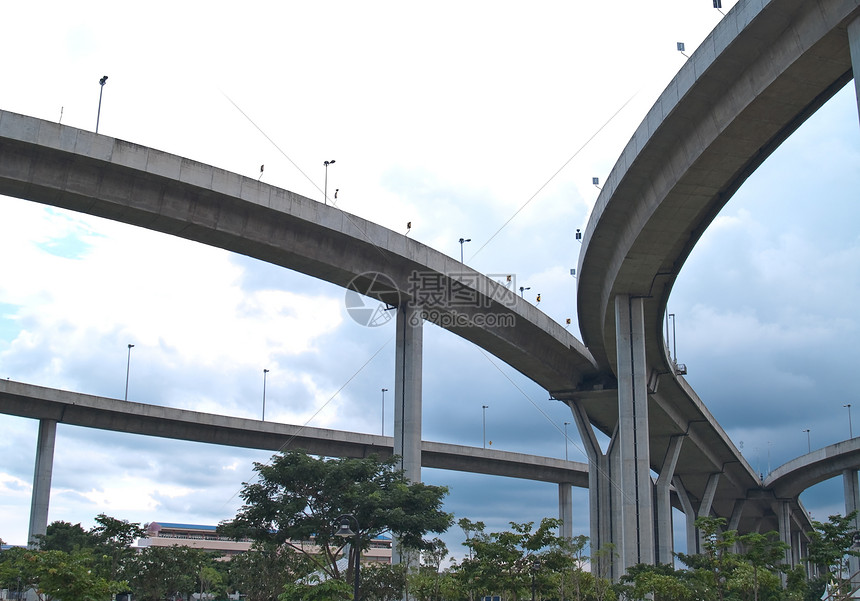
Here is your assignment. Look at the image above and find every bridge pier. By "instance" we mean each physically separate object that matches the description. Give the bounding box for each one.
[392,304,423,564]
[655,435,683,563]
[615,295,655,571]
[673,476,699,555]
[565,295,657,580]
[569,401,617,579]
[558,482,573,541]
[27,419,57,548]
[843,469,860,587]
[849,16,860,127]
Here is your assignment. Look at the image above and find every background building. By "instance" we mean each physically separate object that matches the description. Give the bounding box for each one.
[138,522,392,563]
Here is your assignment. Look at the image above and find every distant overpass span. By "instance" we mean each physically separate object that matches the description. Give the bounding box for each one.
[0,379,588,486]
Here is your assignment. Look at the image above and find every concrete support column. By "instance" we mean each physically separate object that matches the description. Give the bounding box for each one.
[673,476,698,555]
[393,304,422,482]
[28,419,57,548]
[777,500,793,569]
[570,401,616,579]
[696,473,720,549]
[615,295,654,570]
[559,482,573,541]
[655,435,684,564]
[843,469,860,584]
[848,17,860,127]
[392,304,422,565]
[728,499,746,553]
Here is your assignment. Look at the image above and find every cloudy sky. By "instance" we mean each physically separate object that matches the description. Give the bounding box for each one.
[1,0,859,560]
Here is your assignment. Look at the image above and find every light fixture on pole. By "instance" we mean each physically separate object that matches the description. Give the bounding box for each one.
[803,429,811,453]
[124,344,134,401]
[845,404,853,439]
[381,388,388,436]
[459,238,471,263]
[323,160,336,205]
[96,75,108,133]
[482,405,488,449]
[335,514,361,601]
[519,286,530,298]
[564,422,570,461]
[262,369,269,421]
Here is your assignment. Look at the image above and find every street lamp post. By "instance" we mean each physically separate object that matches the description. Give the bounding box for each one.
[564,421,570,461]
[124,344,134,401]
[335,514,361,601]
[845,404,854,439]
[96,75,108,133]
[459,238,471,263]
[519,286,530,298]
[803,429,811,453]
[323,160,336,205]
[262,369,269,421]
[381,388,388,435]
[482,405,488,449]
[531,558,541,601]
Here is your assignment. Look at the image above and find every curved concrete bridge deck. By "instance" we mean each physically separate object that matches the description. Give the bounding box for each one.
[570,0,859,563]
[0,109,596,393]
[766,438,860,500]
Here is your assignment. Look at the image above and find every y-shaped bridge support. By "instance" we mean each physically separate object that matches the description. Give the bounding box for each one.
[568,295,656,579]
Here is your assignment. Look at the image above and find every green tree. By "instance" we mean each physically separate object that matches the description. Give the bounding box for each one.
[280,574,352,601]
[406,537,448,601]
[455,517,571,601]
[127,545,209,601]
[615,563,692,601]
[219,450,452,591]
[0,547,123,601]
[90,514,146,583]
[228,542,315,601]
[677,517,739,601]
[198,564,227,601]
[35,521,97,553]
[806,511,860,600]
[361,562,406,601]
[735,530,788,601]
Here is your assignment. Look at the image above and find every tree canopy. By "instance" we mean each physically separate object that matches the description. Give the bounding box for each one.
[219,450,452,584]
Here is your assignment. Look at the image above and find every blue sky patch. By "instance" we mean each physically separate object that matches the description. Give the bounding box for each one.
[35,232,91,259]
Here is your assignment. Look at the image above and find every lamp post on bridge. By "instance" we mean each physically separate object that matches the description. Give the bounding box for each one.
[124,344,134,401]
[845,404,853,439]
[96,75,108,133]
[381,388,388,435]
[803,429,811,453]
[482,405,488,449]
[564,421,570,461]
[323,160,336,205]
[459,237,471,263]
[262,369,269,421]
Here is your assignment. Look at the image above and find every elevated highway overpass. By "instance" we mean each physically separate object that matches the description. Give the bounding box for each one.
[0,379,588,486]
[567,0,860,576]
[1,0,859,579]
